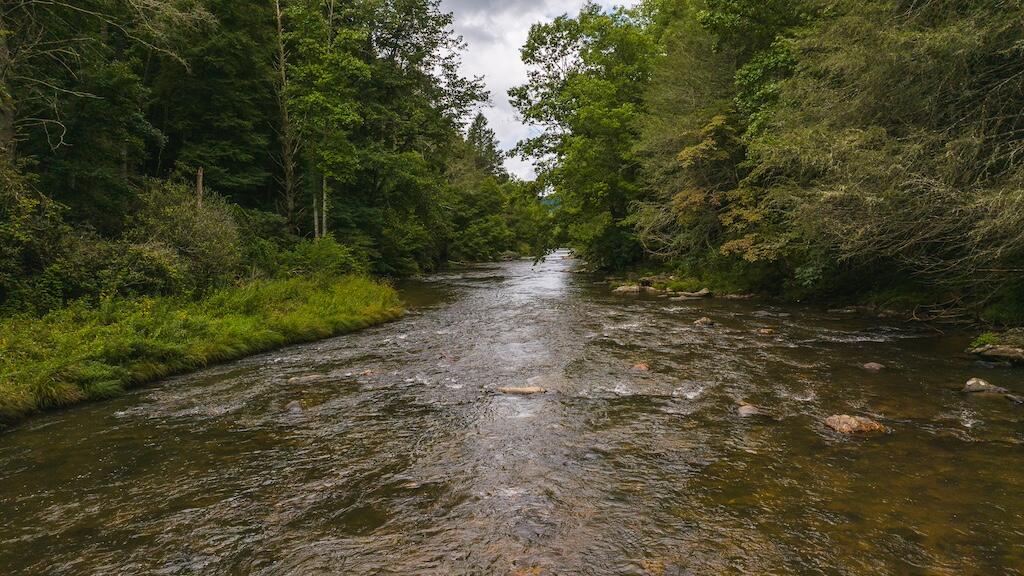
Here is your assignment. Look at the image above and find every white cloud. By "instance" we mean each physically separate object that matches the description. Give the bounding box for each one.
[441,0,636,179]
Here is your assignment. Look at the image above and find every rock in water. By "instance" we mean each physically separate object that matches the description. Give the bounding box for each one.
[963,378,1008,395]
[285,400,303,414]
[498,386,546,395]
[757,328,776,336]
[680,288,712,298]
[633,362,651,371]
[693,317,716,327]
[613,285,642,294]
[969,344,1024,365]
[737,403,768,418]
[825,415,887,435]
[862,362,886,372]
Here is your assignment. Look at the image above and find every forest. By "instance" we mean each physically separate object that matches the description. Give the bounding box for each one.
[513,0,1024,324]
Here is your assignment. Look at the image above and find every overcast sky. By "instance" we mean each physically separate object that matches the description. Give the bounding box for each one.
[440,0,634,179]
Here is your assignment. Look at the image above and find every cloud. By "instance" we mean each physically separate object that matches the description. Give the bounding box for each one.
[440,0,635,179]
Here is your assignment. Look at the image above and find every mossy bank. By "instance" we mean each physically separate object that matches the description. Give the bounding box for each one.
[0,275,403,427]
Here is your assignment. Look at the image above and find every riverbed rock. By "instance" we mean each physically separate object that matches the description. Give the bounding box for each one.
[285,400,304,414]
[757,328,776,336]
[737,403,769,418]
[968,344,1024,365]
[613,284,642,294]
[287,374,327,385]
[693,317,716,327]
[680,288,712,298]
[825,414,887,435]
[498,386,546,395]
[862,362,886,373]
[633,362,651,371]
[963,378,1009,395]
[722,293,757,300]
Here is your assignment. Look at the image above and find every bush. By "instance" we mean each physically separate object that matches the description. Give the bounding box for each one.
[274,236,365,278]
[0,162,68,312]
[128,182,242,290]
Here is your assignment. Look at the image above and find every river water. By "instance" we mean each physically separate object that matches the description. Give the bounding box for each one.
[1,253,1023,575]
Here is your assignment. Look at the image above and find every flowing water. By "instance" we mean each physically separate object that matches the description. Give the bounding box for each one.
[2,252,1023,575]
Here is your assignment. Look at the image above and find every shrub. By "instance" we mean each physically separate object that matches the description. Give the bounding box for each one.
[128,182,242,290]
[274,236,365,278]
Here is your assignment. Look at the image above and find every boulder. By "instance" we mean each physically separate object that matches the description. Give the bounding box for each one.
[632,362,651,371]
[969,344,1024,365]
[613,284,642,294]
[693,317,716,327]
[862,362,886,373]
[680,288,712,298]
[498,386,546,395]
[285,400,304,414]
[825,414,887,435]
[963,378,1008,395]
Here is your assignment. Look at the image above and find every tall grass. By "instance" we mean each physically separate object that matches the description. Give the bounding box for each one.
[0,275,403,426]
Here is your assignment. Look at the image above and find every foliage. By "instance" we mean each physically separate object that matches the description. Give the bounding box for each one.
[0,275,402,426]
[274,236,365,278]
[128,182,242,290]
[511,3,657,270]
[513,0,1024,321]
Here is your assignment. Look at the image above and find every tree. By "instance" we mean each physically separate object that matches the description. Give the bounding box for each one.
[511,2,656,269]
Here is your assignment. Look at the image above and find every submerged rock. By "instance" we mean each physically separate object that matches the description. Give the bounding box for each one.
[862,362,886,372]
[287,374,327,385]
[757,328,776,336]
[498,386,546,395]
[737,403,769,418]
[825,414,887,435]
[285,400,304,414]
[693,317,716,327]
[633,362,651,371]
[963,378,1008,395]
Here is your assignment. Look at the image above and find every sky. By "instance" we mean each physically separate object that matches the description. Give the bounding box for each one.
[440,0,634,179]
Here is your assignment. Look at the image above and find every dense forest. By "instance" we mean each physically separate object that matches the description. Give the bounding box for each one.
[512,0,1024,324]
[0,0,549,316]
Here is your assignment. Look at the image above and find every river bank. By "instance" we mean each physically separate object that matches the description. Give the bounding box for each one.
[0,274,403,426]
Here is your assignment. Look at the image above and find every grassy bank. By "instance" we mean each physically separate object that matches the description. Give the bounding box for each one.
[0,275,403,426]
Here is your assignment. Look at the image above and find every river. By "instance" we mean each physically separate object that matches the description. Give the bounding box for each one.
[1,252,1022,575]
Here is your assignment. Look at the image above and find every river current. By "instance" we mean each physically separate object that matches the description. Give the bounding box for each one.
[1,252,1022,574]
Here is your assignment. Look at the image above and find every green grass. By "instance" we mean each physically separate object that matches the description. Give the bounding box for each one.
[0,275,403,426]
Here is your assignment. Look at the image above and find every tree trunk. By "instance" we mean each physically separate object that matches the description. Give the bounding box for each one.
[0,14,15,163]
[321,174,329,237]
[313,188,320,239]
[274,0,299,233]
[196,166,204,208]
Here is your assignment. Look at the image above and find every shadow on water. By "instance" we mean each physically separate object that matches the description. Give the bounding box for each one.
[1,251,1023,575]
